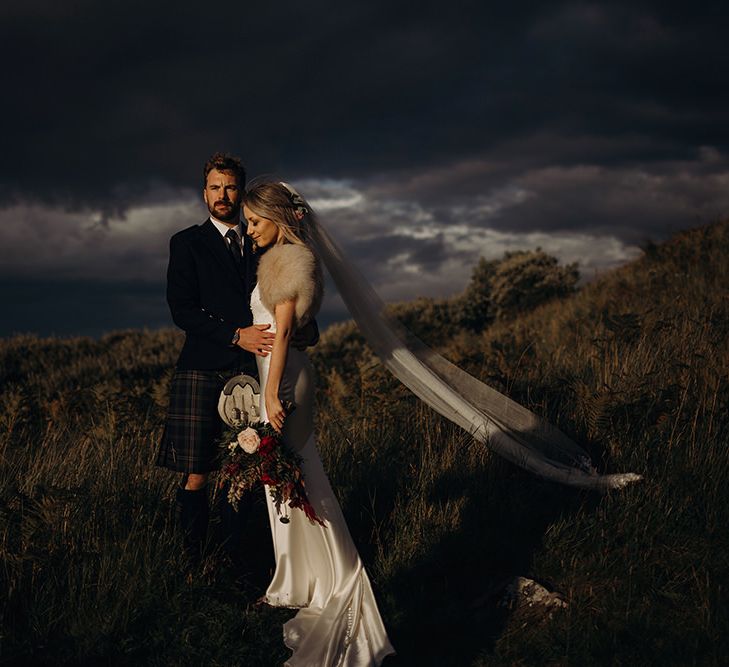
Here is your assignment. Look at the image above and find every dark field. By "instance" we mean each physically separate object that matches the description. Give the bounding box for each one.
[1,221,728,666]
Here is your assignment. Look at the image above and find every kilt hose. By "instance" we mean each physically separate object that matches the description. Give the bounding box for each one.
[157,368,239,474]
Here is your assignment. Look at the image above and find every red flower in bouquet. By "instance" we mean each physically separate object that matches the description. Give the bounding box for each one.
[258,435,277,458]
[261,471,279,486]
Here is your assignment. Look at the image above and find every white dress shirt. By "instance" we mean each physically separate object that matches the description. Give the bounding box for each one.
[210,216,243,243]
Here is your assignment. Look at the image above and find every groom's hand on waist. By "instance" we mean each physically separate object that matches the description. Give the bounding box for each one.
[234,324,275,356]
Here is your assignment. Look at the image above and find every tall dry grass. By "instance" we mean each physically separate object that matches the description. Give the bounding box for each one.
[1,221,728,665]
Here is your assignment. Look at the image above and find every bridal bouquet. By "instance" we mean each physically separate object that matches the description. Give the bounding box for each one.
[218,420,325,526]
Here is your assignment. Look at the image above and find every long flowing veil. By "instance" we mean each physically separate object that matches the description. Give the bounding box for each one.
[285,184,641,491]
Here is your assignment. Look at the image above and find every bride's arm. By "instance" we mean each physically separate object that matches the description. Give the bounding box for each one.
[265,298,297,434]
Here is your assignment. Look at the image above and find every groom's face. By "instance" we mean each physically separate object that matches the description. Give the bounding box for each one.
[203,169,242,223]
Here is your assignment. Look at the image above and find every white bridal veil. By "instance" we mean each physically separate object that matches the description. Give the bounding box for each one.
[284,183,640,491]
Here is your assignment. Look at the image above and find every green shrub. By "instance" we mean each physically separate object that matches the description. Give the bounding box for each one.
[453,249,579,331]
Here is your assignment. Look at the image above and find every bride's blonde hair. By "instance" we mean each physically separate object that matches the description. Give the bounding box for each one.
[243,180,312,247]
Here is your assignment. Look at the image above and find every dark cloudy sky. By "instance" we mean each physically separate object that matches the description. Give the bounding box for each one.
[2,1,728,337]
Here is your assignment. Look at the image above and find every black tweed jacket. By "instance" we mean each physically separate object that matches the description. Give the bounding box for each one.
[166,219,258,370]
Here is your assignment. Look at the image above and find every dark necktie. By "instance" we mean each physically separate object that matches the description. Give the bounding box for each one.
[225,229,243,272]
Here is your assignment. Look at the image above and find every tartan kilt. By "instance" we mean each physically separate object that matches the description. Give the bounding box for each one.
[156,369,231,474]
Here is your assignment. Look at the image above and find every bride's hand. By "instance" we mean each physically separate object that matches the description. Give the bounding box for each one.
[266,392,286,434]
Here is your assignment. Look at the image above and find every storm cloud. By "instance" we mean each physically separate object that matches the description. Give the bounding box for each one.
[1,1,728,336]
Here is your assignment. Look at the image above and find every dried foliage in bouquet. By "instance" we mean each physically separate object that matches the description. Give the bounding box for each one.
[218,419,324,526]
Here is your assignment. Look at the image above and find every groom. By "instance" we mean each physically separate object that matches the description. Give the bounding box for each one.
[157,152,275,565]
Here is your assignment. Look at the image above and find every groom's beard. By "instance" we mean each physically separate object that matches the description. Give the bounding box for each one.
[210,201,240,222]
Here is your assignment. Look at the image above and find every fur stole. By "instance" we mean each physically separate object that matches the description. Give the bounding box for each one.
[256,243,323,325]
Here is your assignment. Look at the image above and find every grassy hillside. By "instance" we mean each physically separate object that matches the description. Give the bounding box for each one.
[1,221,727,665]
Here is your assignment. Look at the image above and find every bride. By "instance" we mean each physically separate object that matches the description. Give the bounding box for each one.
[242,179,640,666]
[243,181,396,666]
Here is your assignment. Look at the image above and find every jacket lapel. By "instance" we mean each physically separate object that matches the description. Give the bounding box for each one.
[199,219,246,293]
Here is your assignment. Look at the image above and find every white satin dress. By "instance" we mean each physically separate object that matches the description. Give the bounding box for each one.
[250,284,395,667]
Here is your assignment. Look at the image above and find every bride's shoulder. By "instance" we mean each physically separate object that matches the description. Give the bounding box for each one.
[258,242,317,276]
[257,243,323,323]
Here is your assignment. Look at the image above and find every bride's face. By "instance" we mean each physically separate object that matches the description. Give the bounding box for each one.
[244,205,284,250]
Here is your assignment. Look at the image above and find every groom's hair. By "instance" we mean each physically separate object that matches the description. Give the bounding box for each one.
[203,152,246,187]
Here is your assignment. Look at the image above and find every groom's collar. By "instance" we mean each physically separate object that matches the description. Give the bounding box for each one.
[209,215,242,238]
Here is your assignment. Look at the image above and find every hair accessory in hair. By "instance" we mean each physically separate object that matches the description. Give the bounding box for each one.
[280,181,309,218]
